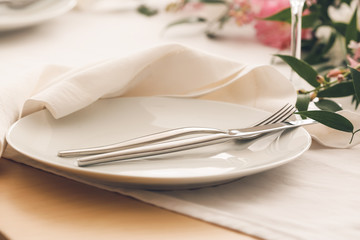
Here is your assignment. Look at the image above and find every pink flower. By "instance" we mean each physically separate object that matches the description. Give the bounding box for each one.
[326,68,346,82]
[348,40,360,60]
[347,55,360,68]
[337,74,345,82]
[251,0,290,18]
[252,0,312,50]
[254,21,292,49]
[229,0,255,26]
[306,0,317,7]
[327,69,343,78]
[252,0,291,49]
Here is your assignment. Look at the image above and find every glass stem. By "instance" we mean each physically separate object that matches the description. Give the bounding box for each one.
[290,0,305,59]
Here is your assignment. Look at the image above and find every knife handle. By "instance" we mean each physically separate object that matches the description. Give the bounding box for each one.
[77,132,231,167]
[58,127,225,158]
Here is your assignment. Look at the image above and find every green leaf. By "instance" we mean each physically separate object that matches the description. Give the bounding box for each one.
[317,82,355,97]
[304,32,336,65]
[350,67,360,102]
[296,94,310,111]
[262,6,318,28]
[164,17,207,30]
[264,8,291,23]
[206,31,218,39]
[345,8,358,52]
[199,0,227,4]
[316,65,337,75]
[137,5,158,17]
[295,110,354,132]
[333,22,347,36]
[276,54,320,87]
[302,13,320,29]
[296,94,310,119]
[303,42,330,65]
[322,32,337,54]
[341,0,352,5]
[352,95,360,109]
[218,13,231,29]
[314,99,342,112]
[302,38,317,50]
[314,0,332,21]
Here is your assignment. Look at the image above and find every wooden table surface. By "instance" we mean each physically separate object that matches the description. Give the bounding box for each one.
[0,157,259,240]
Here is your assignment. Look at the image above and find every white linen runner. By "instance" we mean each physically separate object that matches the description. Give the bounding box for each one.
[4,142,360,240]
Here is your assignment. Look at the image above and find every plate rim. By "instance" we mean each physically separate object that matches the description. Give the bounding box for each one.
[0,0,77,30]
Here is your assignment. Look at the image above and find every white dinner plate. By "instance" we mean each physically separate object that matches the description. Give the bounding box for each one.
[6,97,312,189]
[0,0,76,31]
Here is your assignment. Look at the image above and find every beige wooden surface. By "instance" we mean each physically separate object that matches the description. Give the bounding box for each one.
[0,158,259,240]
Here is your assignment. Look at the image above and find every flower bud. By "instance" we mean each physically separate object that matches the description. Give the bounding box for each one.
[310,92,317,101]
[327,69,342,78]
[337,74,345,82]
[316,75,325,84]
[297,89,306,94]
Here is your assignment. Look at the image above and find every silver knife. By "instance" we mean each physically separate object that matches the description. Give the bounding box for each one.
[76,119,315,167]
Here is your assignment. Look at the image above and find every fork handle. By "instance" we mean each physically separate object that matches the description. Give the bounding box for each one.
[58,127,225,157]
[77,132,232,167]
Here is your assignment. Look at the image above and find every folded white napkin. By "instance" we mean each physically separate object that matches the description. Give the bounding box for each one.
[0,43,296,154]
[306,110,360,148]
[2,44,360,240]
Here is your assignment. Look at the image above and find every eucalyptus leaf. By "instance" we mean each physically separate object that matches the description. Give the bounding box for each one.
[218,14,230,29]
[303,32,336,65]
[345,9,358,52]
[317,82,355,98]
[276,54,320,87]
[352,95,360,109]
[314,99,342,112]
[296,94,310,111]
[350,67,360,102]
[341,0,352,6]
[264,8,291,23]
[303,42,330,65]
[315,0,332,22]
[296,94,310,119]
[164,17,207,30]
[333,22,347,36]
[199,0,228,4]
[316,65,337,74]
[137,5,158,17]
[295,110,354,132]
[322,32,337,54]
[302,13,319,29]
[206,31,218,39]
[302,38,317,50]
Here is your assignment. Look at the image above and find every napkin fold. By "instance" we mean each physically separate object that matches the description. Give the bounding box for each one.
[0,43,296,155]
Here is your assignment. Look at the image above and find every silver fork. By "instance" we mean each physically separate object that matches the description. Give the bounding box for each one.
[58,103,295,158]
